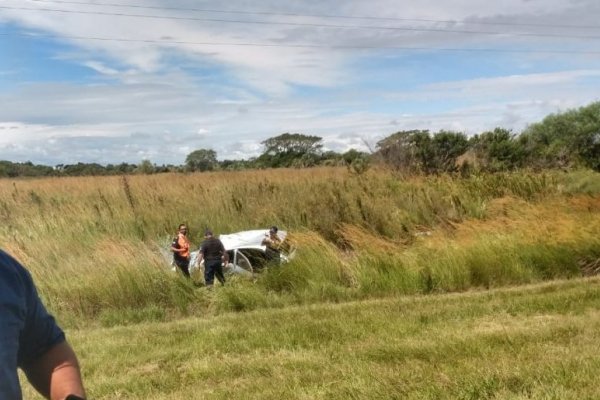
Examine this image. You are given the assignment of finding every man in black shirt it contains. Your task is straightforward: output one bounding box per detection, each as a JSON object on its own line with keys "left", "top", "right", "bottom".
{"left": 198, "top": 229, "right": 229, "bottom": 287}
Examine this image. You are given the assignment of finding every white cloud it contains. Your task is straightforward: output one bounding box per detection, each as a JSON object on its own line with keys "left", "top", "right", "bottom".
{"left": 427, "top": 70, "right": 600, "bottom": 93}
{"left": 82, "top": 61, "right": 120, "bottom": 76}
{"left": 0, "top": 0, "right": 599, "bottom": 164}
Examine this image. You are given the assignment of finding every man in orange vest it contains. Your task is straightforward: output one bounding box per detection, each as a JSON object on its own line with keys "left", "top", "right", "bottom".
{"left": 171, "top": 223, "right": 191, "bottom": 277}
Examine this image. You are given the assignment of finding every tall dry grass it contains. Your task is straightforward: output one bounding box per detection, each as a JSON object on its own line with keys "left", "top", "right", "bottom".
{"left": 1, "top": 168, "right": 598, "bottom": 325}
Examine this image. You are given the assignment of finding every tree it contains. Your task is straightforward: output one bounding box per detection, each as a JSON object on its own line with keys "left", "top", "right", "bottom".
{"left": 0, "top": 161, "right": 20, "bottom": 177}
{"left": 426, "top": 130, "right": 469, "bottom": 173}
{"left": 341, "top": 149, "right": 371, "bottom": 174}
{"left": 105, "top": 162, "right": 137, "bottom": 175}
{"left": 376, "top": 130, "right": 467, "bottom": 174}
{"left": 262, "top": 133, "right": 323, "bottom": 155}
{"left": 0, "top": 161, "right": 54, "bottom": 177}
{"left": 61, "top": 163, "right": 106, "bottom": 176}
{"left": 470, "top": 128, "right": 526, "bottom": 171}
{"left": 319, "top": 150, "right": 343, "bottom": 166}
{"left": 520, "top": 101, "right": 600, "bottom": 170}
{"left": 375, "top": 130, "right": 430, "bottom": 173}
{"left": 258, "top": 133, "right": 323, "bottom": 168}
{"left": 219, "top": 159, "right": 253, "bottom": 171}
{"left": 341, "top": 149, "right": 369, "bottom": 165}
{"left": 185, "top": 149, "right": 218, "bottom": 172}
{"left": 135, "top": 159, "right": 155, "bottom": 174}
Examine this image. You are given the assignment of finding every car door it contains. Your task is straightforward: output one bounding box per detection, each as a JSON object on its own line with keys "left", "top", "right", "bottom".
{"left": 230, "top": 249, "right": 253, "bottom": 275}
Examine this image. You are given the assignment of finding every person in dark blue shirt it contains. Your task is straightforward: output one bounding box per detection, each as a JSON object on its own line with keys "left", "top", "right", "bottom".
{"left": 0, "top": 249, "right": 86, "bottom": 400}
{"left": 198, "top": 229, "right": 228, "bottom": 287}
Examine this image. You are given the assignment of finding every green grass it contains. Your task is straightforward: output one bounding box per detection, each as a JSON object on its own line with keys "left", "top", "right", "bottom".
{"left": 22, "top": 277, "right": 600, "bottom": 399}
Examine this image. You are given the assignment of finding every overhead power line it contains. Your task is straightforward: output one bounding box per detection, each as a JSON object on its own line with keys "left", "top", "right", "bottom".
{"left": 1, "top": 5, "right": 600, "bottom": 40}
{"left": 2, "top": 31, "right": 599, "bottom": 55}
{"left": 22, "top": 0, "right": 600, "bottom": 31}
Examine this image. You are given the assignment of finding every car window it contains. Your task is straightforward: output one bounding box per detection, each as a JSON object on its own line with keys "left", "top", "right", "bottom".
{"left": 234, "top": 250, "right": 253, "bottom": 272}
{"left": 238, "top": 249, "right": 269, "bottom": 270}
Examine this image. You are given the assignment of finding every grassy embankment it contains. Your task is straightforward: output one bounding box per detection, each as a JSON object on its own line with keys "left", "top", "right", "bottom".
{"left": 22, "top": 277, "right": 600, "bottom": 399}
{"left": 0, "top": 167, "right": 598, "bottom": 326}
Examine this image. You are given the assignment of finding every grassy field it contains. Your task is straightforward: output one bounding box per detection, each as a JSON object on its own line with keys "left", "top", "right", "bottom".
{"left": 2, "top": 167, "right": 599, "bottom": 398}
{"left": 22, "top": 277, "right": 600, "bottom": 399}
{"left": 1, "top": 167, "right": 598, "bottom": 325}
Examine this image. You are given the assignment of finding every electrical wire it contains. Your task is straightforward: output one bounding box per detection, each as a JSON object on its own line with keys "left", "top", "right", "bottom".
{"left": 1, "top": 31, "right": 599, "bottom": 55}
{"left": 20, "top": 0, "right": 600, "bottom": 31}
{"left": 1, "top": 5, "right": 600, "bottom": 40}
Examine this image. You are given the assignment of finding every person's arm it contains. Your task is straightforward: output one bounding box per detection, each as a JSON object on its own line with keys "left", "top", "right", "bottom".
{"left": 22, "top": 341, "right": 85, "bottom": 400}
{"left": 220, "top": 242, "right": 229, "bottom": 264}
{"left": 222, "top": 253, "right": 229, "bottom": 264}
{"left": 261, "top": 235, "right": 272, "bottom": 247}
{"left": 264, "top": 236, "right": 280, "bottom": 249}
{"left": 197, "top": 244, "right": 205, "bottom": 265}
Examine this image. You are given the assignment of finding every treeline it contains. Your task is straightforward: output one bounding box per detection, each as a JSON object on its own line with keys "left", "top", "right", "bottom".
{"left": 2, "top": 101, "right": 598, "bottom": 178}
{"left": 378, "top": 101, "right": 599, "bottom": 174}
{"left": 0, "top": 161, "right": 183, "bottom": 178}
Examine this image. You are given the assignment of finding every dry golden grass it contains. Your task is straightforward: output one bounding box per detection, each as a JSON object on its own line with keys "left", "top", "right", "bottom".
{"left": 1, "top": 168, "right": 598, "bottom": 322}
{"left": 443, "top": 194, "right": 600, "bottom": 247}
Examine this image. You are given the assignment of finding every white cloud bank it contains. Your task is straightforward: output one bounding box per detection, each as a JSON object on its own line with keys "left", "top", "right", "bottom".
{"left": 0, "top": 0, "right": 599, "bottom": 164}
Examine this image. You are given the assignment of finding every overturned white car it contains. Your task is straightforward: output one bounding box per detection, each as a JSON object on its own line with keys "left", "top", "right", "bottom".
{"left": 186, "top": 229, "right": 293, "bottom": 276}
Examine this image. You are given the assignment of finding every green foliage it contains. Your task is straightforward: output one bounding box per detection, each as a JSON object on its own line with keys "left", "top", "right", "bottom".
{"left": 61, "top": 162, "right": 108, "bottom": 176}
{"left": 135, "top": 159, "right": 155, "bottom": 174}
{"left": 469, "top": 128, "right": 527, "bottom": 171}
{"left": 258, "top": 132, "right": 323, "bottom": 167}
{"left": 373, "top": 101, "right": 599, "bottom": 173}
{"left": 185, "top": 148, "right": 218, "bottom": 172}
{"left": 376, "top": 130, "right": 468, "bottom": 174}
{"left": 341, "top": 149, "right": 370, "bottom": 165}
{"left": 0, "top": 160, "right": 54, "bottom": 177}
{"left": 105, "top": 162, "right": 138, "bottom": 174}
{"left": 521, "top": 101, "right": 600, "bottom": 170}
{"left": 375, "top": 129, "right": 428, "bottom": 173}
{"left": 0, "top": 160, "right": 177, "bottom": 177}
{"left": 262, "top": 132, "right": 323, "bottom": 155}
{"left": 219, "top": 159, "right": 256, "bottom": 171}
{"left": 347, "top": 157, "right": 370, "bottom": 175}
{"left": 426, "top": 130, "right": 469, "bottom": 173}
{"left": 341, "top": 149, "right": 371, "bottom": 175}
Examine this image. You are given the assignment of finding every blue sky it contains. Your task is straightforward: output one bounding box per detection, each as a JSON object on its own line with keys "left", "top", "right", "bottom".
{"left": 1, "top": 0, "right": 599, "bottom": 165}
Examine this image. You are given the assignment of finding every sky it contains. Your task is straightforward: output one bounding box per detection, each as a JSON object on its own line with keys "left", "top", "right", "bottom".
{"left": 0, "top": 0, "right": 599, "bottom": 166}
